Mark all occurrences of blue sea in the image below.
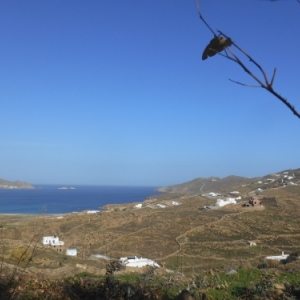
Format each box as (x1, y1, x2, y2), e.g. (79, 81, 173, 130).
(0, 185, 162, 214)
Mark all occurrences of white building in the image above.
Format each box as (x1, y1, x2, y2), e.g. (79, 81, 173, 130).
(208, 192, 218, 197)
(247, 241, 257, 246)
(134, 204, 142, 208)
(215, 198, 236, 207)
(66, 248, 77, 256)
(157, 204, 166, 208)
(119, 256, 160, 268)
(265, 179, 275, 183)
(266, 251, 288, 261)
(42, 235, 64, 246)
(172, 201, 180, 206)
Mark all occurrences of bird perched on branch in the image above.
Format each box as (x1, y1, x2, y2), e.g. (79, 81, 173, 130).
(202, 36, 233, 60)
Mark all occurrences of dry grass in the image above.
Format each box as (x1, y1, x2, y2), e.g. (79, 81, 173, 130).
(0, 185, 299, 278)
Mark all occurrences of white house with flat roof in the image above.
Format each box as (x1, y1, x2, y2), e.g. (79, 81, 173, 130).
(66, 249, 77, 256)
(208, 192, 219, 197)
(119, 256, 160, 268)
(43, 235, 64, 246)
(215, 198, 236, 207)
(266, 251, 289, 261)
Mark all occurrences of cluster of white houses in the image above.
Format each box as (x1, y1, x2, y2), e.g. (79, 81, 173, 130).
(42, 235, 160, 268)
(134, 200, 181, 210)
(43, 239, 290, 268)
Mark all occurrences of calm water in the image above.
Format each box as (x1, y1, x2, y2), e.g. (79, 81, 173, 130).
(0, 185, 161, 214)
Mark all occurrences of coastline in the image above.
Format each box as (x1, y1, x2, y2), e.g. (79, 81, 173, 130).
(0, 185, 161, 215)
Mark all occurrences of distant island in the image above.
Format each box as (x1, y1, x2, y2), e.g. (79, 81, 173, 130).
(0, 179, 34, 189)
(58, 187, 76, 190)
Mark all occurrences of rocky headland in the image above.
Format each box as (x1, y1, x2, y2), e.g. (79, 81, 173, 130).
(0, 178, 34, 189)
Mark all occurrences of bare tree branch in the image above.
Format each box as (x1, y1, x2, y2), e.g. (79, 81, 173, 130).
(197, 1, 300, 119)
(219, 30, 271, 85)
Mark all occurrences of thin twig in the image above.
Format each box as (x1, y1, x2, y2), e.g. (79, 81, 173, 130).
(228, 79, 261, 88)
(226, 48, 265, 87)
(270, 68, 277, 87)
(196, 0, 216, 36)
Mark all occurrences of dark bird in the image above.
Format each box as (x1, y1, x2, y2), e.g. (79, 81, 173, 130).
(202, 36, 233, 60)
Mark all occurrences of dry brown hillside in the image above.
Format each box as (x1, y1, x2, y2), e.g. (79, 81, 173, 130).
(0, 179, 299, 278)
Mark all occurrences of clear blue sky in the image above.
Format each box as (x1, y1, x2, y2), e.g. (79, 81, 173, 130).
(1, 0, 299, 186)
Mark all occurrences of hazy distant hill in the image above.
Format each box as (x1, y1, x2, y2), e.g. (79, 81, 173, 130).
(157, 176, 256, 194)
(157, 168, 300, 194)
(0, 179, 34, 189)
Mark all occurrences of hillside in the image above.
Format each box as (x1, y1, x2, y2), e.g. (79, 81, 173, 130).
(0, 167, 300, 300)
(157, 168, 300, 194)
(0, 168, 299, 278)
(0, 178, 34, 189)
